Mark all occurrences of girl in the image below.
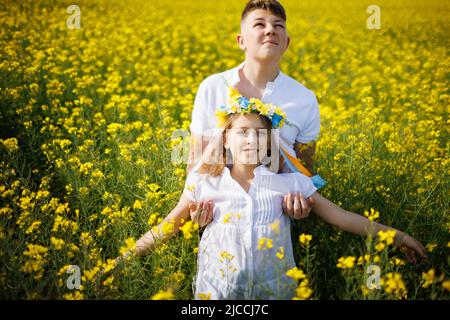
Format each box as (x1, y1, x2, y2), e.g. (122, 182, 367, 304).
(120, 90, 427, 300)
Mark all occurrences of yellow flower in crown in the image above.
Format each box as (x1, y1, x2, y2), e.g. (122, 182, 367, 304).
(215, 86, 289, 128)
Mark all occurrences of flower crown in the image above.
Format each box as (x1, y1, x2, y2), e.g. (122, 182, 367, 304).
(215, 86, 289, 129)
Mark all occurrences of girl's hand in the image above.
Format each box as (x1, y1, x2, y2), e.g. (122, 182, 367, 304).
(396, 233, 428, 264)
(189, 200, 214, 227)
(283, 192, 315, 220)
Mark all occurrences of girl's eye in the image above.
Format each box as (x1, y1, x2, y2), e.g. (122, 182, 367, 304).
(254, 23, 264, 27)
(275, 24, 284, 28)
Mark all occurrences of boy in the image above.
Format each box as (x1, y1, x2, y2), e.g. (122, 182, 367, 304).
(188, 0, 319, 219)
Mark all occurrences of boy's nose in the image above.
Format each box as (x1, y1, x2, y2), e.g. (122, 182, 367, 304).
(265, 25, 276, 35)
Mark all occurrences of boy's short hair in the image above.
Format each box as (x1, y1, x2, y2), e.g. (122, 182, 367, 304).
(241, 0, 287, 22)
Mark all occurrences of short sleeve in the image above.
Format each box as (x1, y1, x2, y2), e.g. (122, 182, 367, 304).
(295, 93, 320, 143)
(292, 173, 317, 198)
(190, 81, 212, 136)
(182, 171, 202, 202)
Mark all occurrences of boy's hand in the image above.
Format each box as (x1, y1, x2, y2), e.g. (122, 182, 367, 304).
(396, 233, 428, 264)
(189, 200, 214, 227)
(283, 192, 315, 220)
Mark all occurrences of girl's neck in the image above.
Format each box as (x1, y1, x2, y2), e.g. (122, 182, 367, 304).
(241, 58, 280, 90)
(230, 163, 260, 181)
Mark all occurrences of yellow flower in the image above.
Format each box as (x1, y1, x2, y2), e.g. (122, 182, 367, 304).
(294, 286, 313, 300)
(421, 269, 435, 288)
(363, 208, 380, 221)
(161, 220, 174, 236)
(286, 267, 306, 281)
(442, 281, 450, 292)
(390, 258, 405, 266)
(377, 230, 396, 246)
(26, 220, 41, 235)
(382, 272, 407, 299)
(257, 237, 273, 250)
(198, 293, 211, 300)
(151, 289, 175, 300)
(276, 246, 284, 260)
(186, 184, 196, 192)
(426, 242, 437, 252)
(357, 254, 371, 265)
(1, 137, 19, 152)
(119, 237, 136, 256)
(102, 275, 115, 288)
(179, 220, 199, 240)
(299, 233, 312, 246)
(63, 291, 84, 300)
(50, 237, 65, 250)
(222, 212, 240, 224)
(336, 256, 356, 269)
(269, 219, 280, 234)
(219, 251, 235, 263)
(133, 199, 143, 210)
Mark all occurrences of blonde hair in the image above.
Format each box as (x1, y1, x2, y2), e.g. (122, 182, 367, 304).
(196, 113, 282, 176)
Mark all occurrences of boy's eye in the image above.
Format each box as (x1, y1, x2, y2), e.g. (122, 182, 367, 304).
(254, 23, 264, 27)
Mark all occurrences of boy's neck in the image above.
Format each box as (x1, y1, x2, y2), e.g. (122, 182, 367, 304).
(241, 58, 280, 91)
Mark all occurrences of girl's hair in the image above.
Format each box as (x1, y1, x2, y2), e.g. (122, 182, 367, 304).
(197, 113, 282, 176)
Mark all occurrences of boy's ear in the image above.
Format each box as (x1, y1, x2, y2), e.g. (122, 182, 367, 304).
(237, 34, 246, 51)
(286, 36, 291, 50)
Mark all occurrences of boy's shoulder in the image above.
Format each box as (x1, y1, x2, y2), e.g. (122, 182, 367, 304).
(280, 73, 317, 102)
(198, 68, 235, 90)
(197, 64, 317, 104)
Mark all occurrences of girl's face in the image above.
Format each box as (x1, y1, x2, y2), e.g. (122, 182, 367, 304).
(224, 113, 270, 165)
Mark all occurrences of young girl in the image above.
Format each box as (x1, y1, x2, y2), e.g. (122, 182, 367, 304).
(119, 89, 427, 300)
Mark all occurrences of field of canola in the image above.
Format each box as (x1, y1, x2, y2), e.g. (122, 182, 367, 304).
(0, 0, 449, 299)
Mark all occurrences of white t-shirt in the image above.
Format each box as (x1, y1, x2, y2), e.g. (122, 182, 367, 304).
(183, 164, 317, 299)
(190, 61, 321, 155)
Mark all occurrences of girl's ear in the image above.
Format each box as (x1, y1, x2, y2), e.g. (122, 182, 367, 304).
(223, 133, 229, 149)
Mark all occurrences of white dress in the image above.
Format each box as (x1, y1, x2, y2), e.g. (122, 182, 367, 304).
(183, 163, 317, 300)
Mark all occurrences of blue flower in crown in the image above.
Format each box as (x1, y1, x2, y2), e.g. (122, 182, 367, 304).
(238, 96, 250, 110)
(271, 113, 283, 128)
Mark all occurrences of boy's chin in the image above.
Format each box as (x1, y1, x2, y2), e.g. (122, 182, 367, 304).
(253, 52, 281, 62)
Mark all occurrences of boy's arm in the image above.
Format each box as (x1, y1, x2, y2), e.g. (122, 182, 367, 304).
(294, 141, 316, 174)
(134, 193, 192, 256)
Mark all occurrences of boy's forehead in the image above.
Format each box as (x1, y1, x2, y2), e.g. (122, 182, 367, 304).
(242, 9, 285, 26)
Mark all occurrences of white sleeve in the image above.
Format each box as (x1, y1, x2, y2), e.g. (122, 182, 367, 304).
(292, 173, 317, 198)
(190, 81, 212, 136)
(295, 93, 320, 144)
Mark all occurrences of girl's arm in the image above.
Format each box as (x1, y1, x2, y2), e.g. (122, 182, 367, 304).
(310, 192, 427, 262)
(134, 193, 192, 256)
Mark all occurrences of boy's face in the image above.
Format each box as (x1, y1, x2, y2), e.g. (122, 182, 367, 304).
(237, 9, 290, 63)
